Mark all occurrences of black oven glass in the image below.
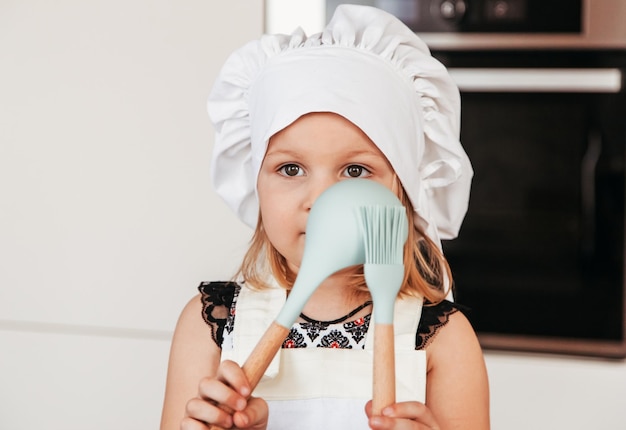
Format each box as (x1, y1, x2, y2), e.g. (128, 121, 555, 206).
(327, 0, 582, 33)
(436, 51, 626, 357)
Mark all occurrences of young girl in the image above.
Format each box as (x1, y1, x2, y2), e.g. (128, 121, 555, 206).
(161, 5, 489, 430)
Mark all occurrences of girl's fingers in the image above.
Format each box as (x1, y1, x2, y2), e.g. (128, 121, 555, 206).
(195, 360, 252, 413)
(183, 397, 233, 429)
(386, 401, 438, 424)
(369, 416, 435, 430)
(366, 400, 441, 430)
(183, 361, 263, 429)
(197, 376, 247, 413)
(232, 396, 269, 430)
(215, 359, 252, 397)
(184, 359, 255, 429)
(179, 416, 210, 430)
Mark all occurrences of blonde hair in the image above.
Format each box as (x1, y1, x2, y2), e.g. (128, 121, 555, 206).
(236, 179, 452, 304)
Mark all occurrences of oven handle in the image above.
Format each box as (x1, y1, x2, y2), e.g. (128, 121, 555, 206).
(448, 68, 622, 93)
(580, 131, 602, 257)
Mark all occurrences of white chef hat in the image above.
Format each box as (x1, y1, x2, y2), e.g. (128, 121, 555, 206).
(207, 4, 473, 248)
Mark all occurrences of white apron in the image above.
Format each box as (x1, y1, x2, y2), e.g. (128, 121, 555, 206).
(221, 286, 427, 430)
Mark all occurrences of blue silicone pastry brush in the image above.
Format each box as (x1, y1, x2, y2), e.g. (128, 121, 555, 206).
(358, 204, 409, 415)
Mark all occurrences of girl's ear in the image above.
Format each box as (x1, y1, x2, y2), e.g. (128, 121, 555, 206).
(391, 173, 400, 197)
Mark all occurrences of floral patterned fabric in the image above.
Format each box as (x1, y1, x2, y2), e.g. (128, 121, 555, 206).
(283, 313, 371, 349)
(198, 281, 460, 351)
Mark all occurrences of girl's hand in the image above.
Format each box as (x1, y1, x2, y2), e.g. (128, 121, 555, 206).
(365, 400, 440, 430)
(181, 360, 269, 430)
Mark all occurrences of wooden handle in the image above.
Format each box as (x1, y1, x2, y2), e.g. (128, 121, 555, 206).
(209, 321, 290, 430)
(241, 321, 290, 388)
(372, 323, 396, 415)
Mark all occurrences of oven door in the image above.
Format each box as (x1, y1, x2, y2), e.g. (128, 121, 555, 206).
(441, 62, 626, 358)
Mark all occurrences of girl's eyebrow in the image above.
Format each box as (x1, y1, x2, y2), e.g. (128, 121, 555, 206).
(344, 148, 382, 157)
(263, 148, 301, 158)
(262, 150, 304, 164)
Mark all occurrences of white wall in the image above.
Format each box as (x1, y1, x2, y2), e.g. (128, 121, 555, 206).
(0, 1, 261, 428)
(2, 1, 626, 429)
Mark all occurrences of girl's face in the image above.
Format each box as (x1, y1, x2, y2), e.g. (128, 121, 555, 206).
(257, 112, 396, 273)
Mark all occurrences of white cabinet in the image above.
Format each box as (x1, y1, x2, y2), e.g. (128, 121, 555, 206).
(0, 329, 170, 429)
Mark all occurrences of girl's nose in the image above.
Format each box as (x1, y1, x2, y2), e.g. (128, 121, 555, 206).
(304, 176, 340, 211)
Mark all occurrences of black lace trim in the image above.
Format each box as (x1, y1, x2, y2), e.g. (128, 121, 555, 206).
(415, 300, 461, 350)
(299, 300, 372, 324)
(198, 281, 239, 349)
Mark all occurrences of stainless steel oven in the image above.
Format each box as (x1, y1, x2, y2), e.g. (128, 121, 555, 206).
(268, 0, 626, 358)
(346, 0, 626, 358)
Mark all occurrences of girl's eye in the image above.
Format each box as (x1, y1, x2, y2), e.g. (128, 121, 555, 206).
(344, 165, 370, 178)
(279, 164, 303, 177)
